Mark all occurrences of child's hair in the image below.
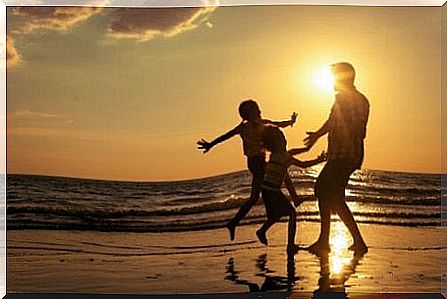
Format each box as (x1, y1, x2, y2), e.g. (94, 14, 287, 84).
(262, 126, 287, 152)
(238, 99, 260, 121)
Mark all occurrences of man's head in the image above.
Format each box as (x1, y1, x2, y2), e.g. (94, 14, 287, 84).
(262, 126, 287, 153)
(331, 62, 356, 91)
(238, 99, 261, 121)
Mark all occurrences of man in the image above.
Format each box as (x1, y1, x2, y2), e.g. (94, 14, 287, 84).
(304, 62, 369, 256)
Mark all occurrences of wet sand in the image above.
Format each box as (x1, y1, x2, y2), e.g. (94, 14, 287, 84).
(7, 222, 446, 296)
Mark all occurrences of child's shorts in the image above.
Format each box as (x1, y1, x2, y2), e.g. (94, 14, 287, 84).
(247, 155, 266, 179)
(261, 188, 295, 220)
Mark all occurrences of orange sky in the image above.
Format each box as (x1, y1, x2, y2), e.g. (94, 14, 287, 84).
(6, 5, 444, 181)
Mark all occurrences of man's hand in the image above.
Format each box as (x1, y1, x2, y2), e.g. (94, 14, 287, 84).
(304, 131, 319, 149)
(317, 151, 328, 163)
(291, 193, 304, 207)
(197, 139, 212, 153)
(290, 112, 298, 127)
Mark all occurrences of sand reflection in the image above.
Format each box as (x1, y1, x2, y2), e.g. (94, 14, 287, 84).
(225, 253, 298, 293)
(313, 222, 366, 298)
(329, 222, 351, 275)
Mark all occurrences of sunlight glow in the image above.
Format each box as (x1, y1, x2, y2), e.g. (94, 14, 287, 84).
(313, 66, 334, 92)
(329, 222, 350, 274)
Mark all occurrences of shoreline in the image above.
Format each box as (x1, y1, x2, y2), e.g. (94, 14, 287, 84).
(7, 223, 446, 294)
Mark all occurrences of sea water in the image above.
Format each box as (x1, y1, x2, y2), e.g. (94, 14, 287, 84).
(6, 168, 445, 232)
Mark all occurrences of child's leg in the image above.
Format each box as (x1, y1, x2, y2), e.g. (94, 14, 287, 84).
(287, 210, 297, 254)
(256, 218, 276, 245)
(227, 173, 263, 240)
(273, 191, 298, 254)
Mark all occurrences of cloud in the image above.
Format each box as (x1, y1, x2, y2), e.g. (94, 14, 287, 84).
(10, 6, 104, 33)
(6, 38, 22, 68)
(8, 0, 44, 4)
(7, 127, 102, 142)
(8, 0, 110, 4)
(107, 5, 217, 41)
(11, 110, 61, 119)
(9, 110, 74, 124)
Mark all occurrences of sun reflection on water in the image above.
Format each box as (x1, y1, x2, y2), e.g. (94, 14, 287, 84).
(329, 222, 351, 275)
(314, 222, 366, 296)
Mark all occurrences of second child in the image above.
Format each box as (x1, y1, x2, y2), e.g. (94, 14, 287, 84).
(256, 126, 326, 254)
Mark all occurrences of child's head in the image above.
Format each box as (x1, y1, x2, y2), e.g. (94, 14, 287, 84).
(262, 126, 287, 153)
(238, 100, 261, 121)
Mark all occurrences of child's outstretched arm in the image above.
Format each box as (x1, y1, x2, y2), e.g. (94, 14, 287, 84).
(290, 151, 327, 168)
(197, 124, 241, 153)
(284, 172, 303, 207)
(288, 147, 309, 156)
(264, 112, 297, 128)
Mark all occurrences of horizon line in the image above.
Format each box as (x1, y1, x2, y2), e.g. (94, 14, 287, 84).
(4, 167, 445, 183)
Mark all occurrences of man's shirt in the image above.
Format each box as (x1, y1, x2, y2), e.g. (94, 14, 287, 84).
(327, 87, 370, 168)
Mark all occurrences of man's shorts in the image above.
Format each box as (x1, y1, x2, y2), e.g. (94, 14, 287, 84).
(315, 160, 357, 201)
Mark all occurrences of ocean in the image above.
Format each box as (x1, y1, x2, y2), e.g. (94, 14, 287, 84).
(6, 167, 445, 232)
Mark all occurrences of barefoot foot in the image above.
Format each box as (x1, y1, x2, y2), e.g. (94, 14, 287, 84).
(227, 223, 236, 241)
(348, 242, 368, 256)
(307, 241, 330, 256)
(256, 230, 268, 245)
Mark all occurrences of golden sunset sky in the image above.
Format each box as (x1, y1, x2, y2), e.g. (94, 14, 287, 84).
(6, 5, 443, 181)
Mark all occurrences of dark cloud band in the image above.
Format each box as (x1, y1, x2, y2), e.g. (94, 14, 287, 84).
(107, 6, 217, 41)
(10, 6, 104, 33)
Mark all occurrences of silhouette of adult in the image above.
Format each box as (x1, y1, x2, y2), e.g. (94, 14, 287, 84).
(304, 62, 369, 256)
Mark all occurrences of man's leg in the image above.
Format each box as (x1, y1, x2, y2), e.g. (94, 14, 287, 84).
(331, 165, 367, 255)
(308, 164, 332, 254)
(227, 174, 263, 240)
(332, 200, 367, 250)
(308, 196, 331, 254)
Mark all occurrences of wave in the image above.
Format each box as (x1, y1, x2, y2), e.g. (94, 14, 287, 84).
(6, 194, 441, 221)
(6, 172, 443, 232)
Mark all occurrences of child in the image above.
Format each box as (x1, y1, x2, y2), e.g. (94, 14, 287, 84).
(197, 99, 298, 241)
(256, 125, 326, 254)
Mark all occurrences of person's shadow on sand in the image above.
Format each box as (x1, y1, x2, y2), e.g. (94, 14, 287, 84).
(225, 253, 299, 293)
(312, 252, 365, 299)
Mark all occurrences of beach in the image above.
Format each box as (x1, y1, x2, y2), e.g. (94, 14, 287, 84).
(7, 222, 446, 295)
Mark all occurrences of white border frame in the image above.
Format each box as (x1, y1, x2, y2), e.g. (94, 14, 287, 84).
(0, 0, 446, 6)
(1, 1, 445, 298)
(1, 0, 6, 297)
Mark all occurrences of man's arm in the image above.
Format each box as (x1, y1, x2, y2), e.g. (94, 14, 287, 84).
(197, 124, 241, 153)
(304, 98, 338, 149)
(264, 112, 297, 128)
(303, 119, 330, 149)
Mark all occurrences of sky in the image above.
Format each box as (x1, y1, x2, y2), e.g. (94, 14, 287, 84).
(6, 4, 444, 181)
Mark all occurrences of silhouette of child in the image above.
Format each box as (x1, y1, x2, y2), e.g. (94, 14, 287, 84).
(197, 99, 297, 241)
(256, 126, 326, 254)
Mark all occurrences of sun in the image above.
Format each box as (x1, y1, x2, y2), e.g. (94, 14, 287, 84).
(313, 66, 334, 92)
